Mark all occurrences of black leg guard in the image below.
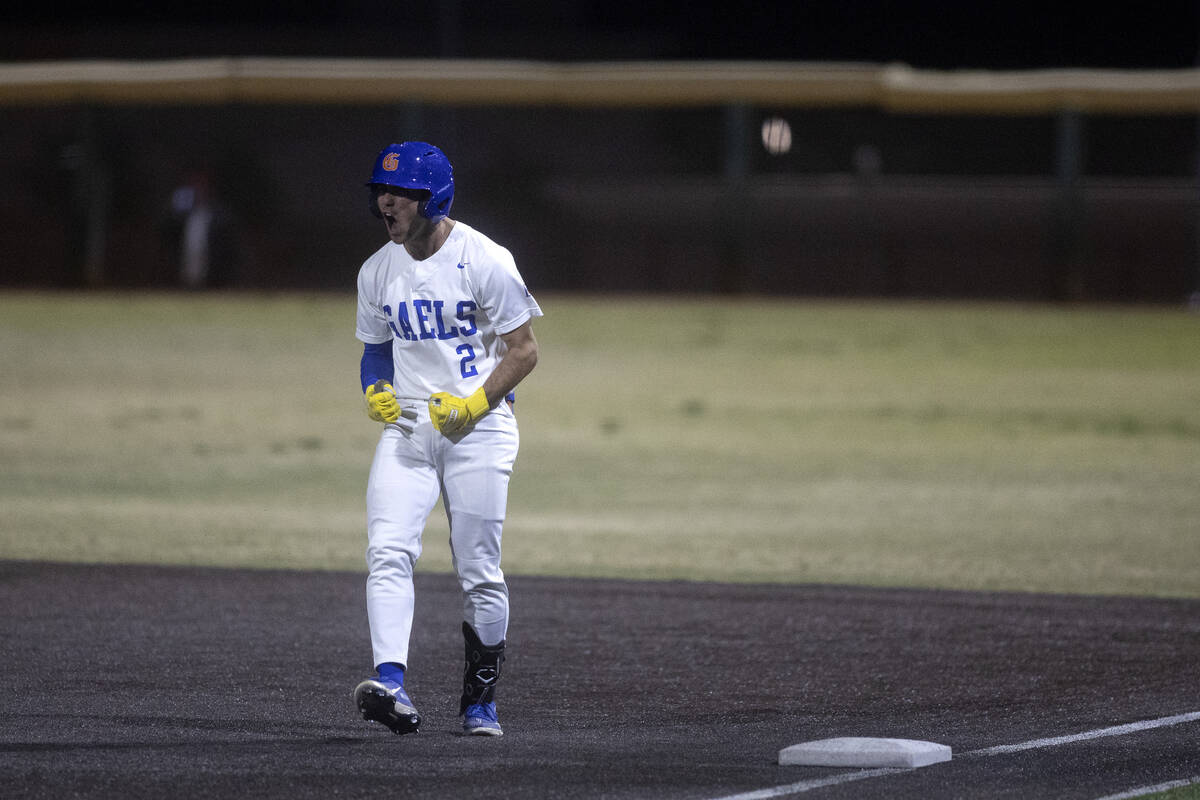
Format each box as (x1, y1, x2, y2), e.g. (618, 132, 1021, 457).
(460, 622, 505, 715)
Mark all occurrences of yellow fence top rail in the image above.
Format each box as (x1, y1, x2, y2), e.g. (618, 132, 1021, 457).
(1, 58, 1198, 113)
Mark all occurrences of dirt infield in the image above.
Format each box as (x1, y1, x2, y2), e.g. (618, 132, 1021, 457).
(1, 560, 1197, 799)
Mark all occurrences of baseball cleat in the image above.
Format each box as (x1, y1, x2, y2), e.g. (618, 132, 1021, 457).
(462, 702, 503, 736)
(354, 678, 421, 735)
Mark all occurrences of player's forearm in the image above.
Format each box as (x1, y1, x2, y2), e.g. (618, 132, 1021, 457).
(360, 341, 394, 392)
(482, 327, 538, 407)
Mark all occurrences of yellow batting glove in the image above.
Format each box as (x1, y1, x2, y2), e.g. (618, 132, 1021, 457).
(429, 386, 490, 434)
(364, 380, 401, 423)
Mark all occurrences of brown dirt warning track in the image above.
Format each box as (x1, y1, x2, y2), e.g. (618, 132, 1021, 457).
(1, 560, 1198, 799)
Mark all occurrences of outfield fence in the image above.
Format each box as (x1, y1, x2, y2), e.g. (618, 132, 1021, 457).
(1, 59, 1197, 301)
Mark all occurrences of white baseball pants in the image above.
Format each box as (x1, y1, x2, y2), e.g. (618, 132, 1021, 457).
(364, 405, 519, 669)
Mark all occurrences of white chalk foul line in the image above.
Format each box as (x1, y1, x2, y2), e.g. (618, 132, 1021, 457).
(1093, 776, 1200, 800)
(706, 710, 1200, 800)
(707, 768, 903, 800)
(960, 710, 1200, 758)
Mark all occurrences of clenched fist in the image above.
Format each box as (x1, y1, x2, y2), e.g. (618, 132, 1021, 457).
(365, 380, 402, 423)
(429, 387, 490, 434)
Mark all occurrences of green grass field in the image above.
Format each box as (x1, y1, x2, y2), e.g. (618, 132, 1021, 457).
(1, 291, 1197, 598)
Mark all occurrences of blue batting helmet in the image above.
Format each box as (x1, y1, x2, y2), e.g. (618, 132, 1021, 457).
(366, 141, 454, 223)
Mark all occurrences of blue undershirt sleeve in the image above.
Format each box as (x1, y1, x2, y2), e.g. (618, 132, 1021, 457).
(360, 341, 394, 392)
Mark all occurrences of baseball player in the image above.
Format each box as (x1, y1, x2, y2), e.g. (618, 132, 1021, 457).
(351, 141, 541, 737)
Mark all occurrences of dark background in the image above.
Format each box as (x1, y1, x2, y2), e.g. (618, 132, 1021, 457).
(2, 2, 1199, 301)
(4, 2, 1197, 67)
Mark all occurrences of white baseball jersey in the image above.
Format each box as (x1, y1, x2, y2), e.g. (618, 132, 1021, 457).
(355, 221, 542, 401)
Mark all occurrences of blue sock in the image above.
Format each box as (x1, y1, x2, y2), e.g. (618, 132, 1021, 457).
(377, 662, 406, 685)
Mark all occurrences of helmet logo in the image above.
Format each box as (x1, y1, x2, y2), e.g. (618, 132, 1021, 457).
(381, 152, 400, 171)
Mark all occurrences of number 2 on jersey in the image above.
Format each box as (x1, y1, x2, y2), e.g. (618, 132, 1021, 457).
(456, 344, 479, 378)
